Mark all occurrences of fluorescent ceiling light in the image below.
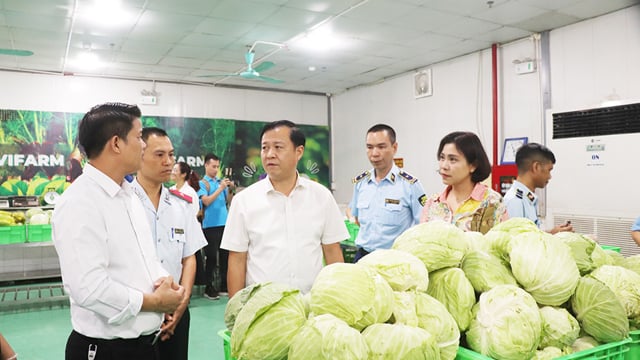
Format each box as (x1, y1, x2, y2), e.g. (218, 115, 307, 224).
(71, 52, 103, 71)
(295, 26, 343, 52)
(83, 0, 134, 27)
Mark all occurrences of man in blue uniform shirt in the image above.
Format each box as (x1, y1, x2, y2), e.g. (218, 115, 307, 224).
(132, 127, 207, 360)
(349, 124, 426, 262)
(503, 142, 573, 234)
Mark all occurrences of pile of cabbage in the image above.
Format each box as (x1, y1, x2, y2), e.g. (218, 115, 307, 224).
(224, 219, 640, 360)
(224, 247, 459, 360)
(393, 219, 637, 360)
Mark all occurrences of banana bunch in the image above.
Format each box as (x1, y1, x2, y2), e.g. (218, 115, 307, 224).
(0, 210, 26, 226)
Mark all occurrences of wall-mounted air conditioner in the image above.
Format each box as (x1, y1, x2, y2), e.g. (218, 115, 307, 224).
(545, 102, 640, 255)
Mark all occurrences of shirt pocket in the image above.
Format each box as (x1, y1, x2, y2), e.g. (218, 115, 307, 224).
(381, 202, 404, 225)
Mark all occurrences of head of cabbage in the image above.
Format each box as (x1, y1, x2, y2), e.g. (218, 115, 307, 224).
(509, 231, 580, 306)
(466, 285, 543, 360)
(310, 263, 393, 331)
(461, 250, 517, 293)
(288, 314, 369, 360)
(363, 323, 441, 360)
(392, 220, 469, 272)
(358, 249, 429, 292)
(427, 267, 476, 332)
(589, 265, 640, 319)
(231, 282, 307, 360)
(538, 306, 580, 349)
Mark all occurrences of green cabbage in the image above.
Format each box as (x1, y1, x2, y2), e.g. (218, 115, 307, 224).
(621, 254, 640, 275)
(483, 217, 542, 261)
(392, 220, 469, 272)
(390, 291, 418, 327)
(224, 282, 263, 331)
(231, 283, 307, 360)
(461, 250, 517, 293)
(603, 250, 625, 265)
(509, 232, 580, 306)
(288, 314, 369, 360)
(465, 231, 490, 252)
(414, 292, 460, 360)
(362, 323, 441, 360)
(531, 347, 565, 360)
(571, 336, 599, 353)
(590, 265, 640, 319)
(427, 267, 475, 331)
(358, 249, 429, 291)
(538, 306, 580, 349)
(554, 232, 602, 275)
(310, 263, 393, 331)
(466, 285, 543, 360)
(570, 277, 629, 343)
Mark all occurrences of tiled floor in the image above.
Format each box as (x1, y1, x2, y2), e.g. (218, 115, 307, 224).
(0, 283, 229, 360)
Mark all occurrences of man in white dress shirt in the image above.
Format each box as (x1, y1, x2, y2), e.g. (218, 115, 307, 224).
(131, 127, 207, 360)
(52, 103, 185, 360)
(221, 120, 348, 297)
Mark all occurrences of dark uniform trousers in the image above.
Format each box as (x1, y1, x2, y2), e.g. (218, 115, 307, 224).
(65, 330, 158, 360)
(158, 307, 191, 360)
(203, 225, 228, 292)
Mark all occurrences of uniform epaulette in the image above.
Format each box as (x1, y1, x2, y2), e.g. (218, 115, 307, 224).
(169, 189, 193, 203)
(515, 189, 523, 199)
(352, 170, 370, 184)
(398, 170, 418, 184)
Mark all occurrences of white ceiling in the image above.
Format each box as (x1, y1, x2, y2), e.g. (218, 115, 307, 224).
(0, 0, 636, 94)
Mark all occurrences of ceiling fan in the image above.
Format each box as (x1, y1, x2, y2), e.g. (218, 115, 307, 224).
(200, 41, 285, 84)
(0, 49, 33, 56)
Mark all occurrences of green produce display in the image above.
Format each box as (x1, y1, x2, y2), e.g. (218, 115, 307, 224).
(288, 314, 368, 360)
(363, 323, 440, 360)
(357, 249, 429, 292)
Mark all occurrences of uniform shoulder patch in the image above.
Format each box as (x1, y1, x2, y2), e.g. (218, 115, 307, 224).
(418, 194, 427, 207)
(515, 188, 523, 199)
(169, 189, 193, 203)
(352, 170, 370, 184)
(398, 170, 418, 184)
(527, 192, 535, 201)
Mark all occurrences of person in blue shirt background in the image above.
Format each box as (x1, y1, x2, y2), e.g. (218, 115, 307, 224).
(349, 124, 426, 262)
(503, 142, 572, 234)
(197, 153, 235, 300)
(631, 217, 640, 246)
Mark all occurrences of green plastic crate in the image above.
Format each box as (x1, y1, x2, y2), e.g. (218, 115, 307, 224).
(601, 244, 621, 253)
(27, 224, 52, 242)
(340, 243, 358, 263)
(626, 330, 640, 360)
(456, 338, 631, 360)
(218, 329, 235, 360)
(343, 220, 359, 245)
(0, 225, 26, 244)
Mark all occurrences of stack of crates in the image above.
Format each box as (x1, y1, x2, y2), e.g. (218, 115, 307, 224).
(456, 339, 631, 360)
(0, 225, 26, 244)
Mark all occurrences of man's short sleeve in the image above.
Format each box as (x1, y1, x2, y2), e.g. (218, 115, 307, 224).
(631, 216, 640, 231)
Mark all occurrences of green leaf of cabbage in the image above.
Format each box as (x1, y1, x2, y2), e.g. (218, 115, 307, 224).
(461, 250, 517, 293)
(538, 306, 580, 349)
(392, 220, 469, 272)
(390, 291, 419, 327)
(589, 265, 640, 319)
(310, 263, 393, 331)
(358, 249, 429, 292)
(363, 323, 441, 360)
(570, 276, 629, 343)
(288, 314, 369, 360)
(231, 283, 307, 360)
(466, 285, 543, 360)
(427, 267, 475, 331)
(224, 282, 264, 331)
(509, 232, 580, 306)
(554, 232, 601, 275)
(571, 336, 599, 353)
(621, 254, 640, 276)
(531, 346, 565, 360)
(483, 217, 542, 262)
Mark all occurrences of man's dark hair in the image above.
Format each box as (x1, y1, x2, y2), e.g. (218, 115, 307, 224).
(260, 120, 306, 148)
(515, 143, 556, 174)
(437, 131, 492, 183)
(141, 127, 168, 142)
(78, 102, 142, 159)
(204, 153, 220, 163)
(367, 124, 396, 144)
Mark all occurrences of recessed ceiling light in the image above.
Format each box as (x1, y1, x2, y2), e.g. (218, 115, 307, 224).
(308, 66, 316, 71)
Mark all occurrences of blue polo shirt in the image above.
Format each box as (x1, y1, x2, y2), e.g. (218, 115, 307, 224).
(349, 165, 426, 252)
(503, 180, 539, 227)
(197, 176, 229, 228)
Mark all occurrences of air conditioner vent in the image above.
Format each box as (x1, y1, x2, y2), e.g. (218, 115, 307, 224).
(552, 102, 640, 139)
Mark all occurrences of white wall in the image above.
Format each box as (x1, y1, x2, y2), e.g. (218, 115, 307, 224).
(0, 72, 328, 125)
(332, 5, 640, 213)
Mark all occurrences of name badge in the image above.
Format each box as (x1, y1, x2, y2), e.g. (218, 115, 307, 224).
(385, 198, 400, 205)
(173, 228, 185, 235)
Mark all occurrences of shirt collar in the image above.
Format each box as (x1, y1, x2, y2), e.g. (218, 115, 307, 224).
(438, 182, 488, 202)
(369, 164, 399, 184)
(512, 180, 537, 202)
(263, 172, 306, 194)
(83, 163, 125, 198)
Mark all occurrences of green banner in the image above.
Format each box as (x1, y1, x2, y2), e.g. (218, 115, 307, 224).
(0, 109, 330, 199)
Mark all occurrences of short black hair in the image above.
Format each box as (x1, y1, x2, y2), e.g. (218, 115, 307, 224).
(438, 131, 492, 183)
(367, 124, 396, 144)
(260, 120, 306, 148)
(141, 127, 168, 142)
(204, 153, 220, 164)
(516, 143, 556, 174)
(78, 102, 142, 159)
